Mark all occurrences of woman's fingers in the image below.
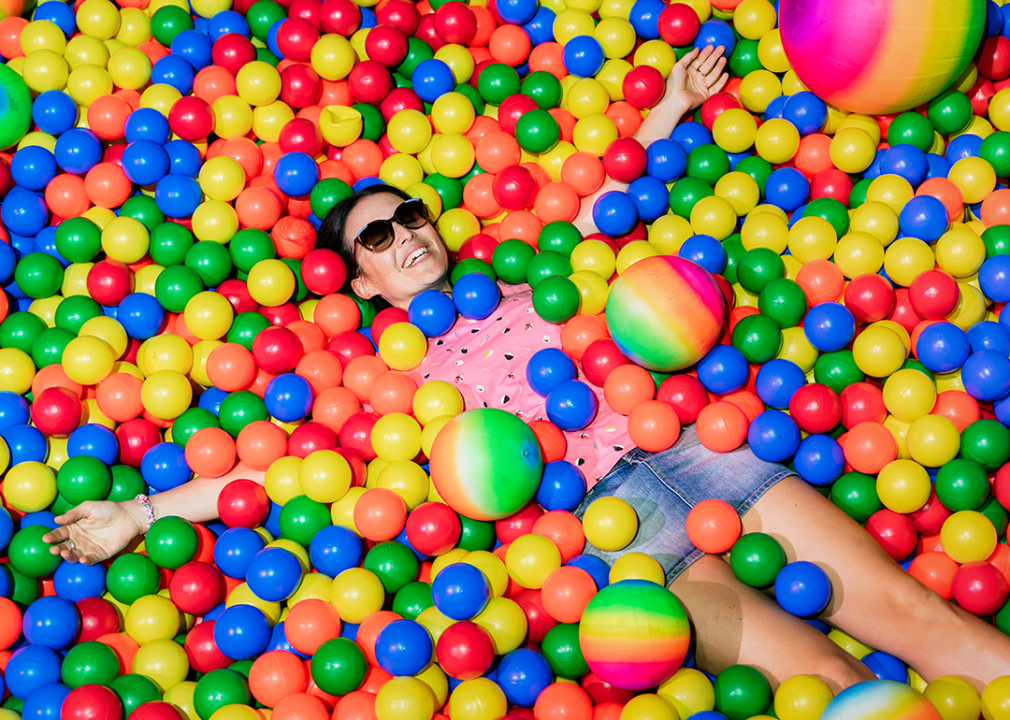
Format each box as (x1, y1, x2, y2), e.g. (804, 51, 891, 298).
(710, 73, 729, 94)
(53, 504, 90, 527)
(698, 46, 725, 74)
(677, 47, 701, 68)
(706, 58, 728, 86)
(42, 525, 70, 546)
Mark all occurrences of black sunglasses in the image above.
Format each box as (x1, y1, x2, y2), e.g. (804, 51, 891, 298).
(352, 198, 430, 253)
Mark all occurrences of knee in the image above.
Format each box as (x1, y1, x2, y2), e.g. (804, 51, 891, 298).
(811, 651, 876, 693)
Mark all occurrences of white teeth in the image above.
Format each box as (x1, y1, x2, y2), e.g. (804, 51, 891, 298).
(404, 248, 429, 268)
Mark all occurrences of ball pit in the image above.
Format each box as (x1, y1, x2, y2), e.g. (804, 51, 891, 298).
(0, 0, 1005, 717)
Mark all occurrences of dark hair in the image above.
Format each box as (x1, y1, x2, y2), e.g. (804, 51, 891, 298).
(317, 184, 413, 291)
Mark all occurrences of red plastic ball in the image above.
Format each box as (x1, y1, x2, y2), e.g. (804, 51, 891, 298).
(910, 489, 952, 536)
(279, 118, 324, 157)
(364, 24, 408, 67)
(951, 561, 1009, 616)
(498, 94, 539, 135)
(908, 269, 960, 320)
(405, 502, 462, 556)
(788, 383, 842, 435)
(493, 165, 539, 211)
(699, 92, 743, 131)
(887, 287, 925, 335)
(31, 386, 82, 436)
(657, 4, 700, 46)
(844, 274, 896, 324)
(433, 1, 477, 45)
(380, 87, 425, 122)
(320, 0, 361, 35)
(289, 0, 322, 27)
(277, 18, 320, 62)
(457, 234, 498, 262)
(375, 0, 420, 35)
(76, 597, 120, 642)
(280, 64, 322, 108)
(168, 97, 214, 142)
(252, 326, 305, 374)
(61, 685, 122, 720)
(513, 589, 557, 644)
(131, 704, 183, 720)
(287, 421, 338, 457)
(87, 260, 133, 306)
(218, 279, 259, 315)
(655, 374, 707, 425)
(864, 509, 918, 561)
(370, 307, 409, 344)
(327, 331, 375, 367)
(435, 621, 495, 680)
(168, 561, 225, 616)
(581, 339, 630, 387)
(601, 138, 647, 183)
(810, 168, 853, 204)
(300, 248, 347, 295)
(839, 382, 887, 429)
(496, 503, 544, 544)
(184, 620, 233, 674)
(977, 35, 1010, 81)
(348, 60, 393, 104)
(115, 418, 162, 467)
(622, 65, 665, 110)
(218, 478, 271, 528)
(339, 411, 380, 461)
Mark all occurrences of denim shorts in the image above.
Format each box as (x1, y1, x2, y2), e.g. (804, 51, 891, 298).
(573, 425, 794, 585)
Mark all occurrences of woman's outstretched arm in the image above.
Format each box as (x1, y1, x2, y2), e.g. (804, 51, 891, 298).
(42, 463, 267, 565)
(573, 45, 729, 236)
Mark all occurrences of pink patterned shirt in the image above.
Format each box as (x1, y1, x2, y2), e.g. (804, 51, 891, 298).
(410, 283, 632, 488)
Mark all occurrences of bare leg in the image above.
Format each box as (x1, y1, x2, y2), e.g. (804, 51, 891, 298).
(670, 555, 876, 692)
(743, 476, 1010, 690)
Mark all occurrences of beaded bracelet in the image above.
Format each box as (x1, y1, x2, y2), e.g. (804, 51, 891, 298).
(135, 494, 156, 532)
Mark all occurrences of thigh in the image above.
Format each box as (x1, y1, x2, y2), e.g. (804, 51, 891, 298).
(670, 555, 875, 692)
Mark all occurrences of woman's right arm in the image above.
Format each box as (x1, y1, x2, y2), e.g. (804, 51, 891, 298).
(42, 463, 267, 565)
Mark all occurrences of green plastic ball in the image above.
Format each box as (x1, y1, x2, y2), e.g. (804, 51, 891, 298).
(55, 296, 102, 335)
(687, 145, 730, 186)
(526, 251, 572, 289)
(392, 581, 434, 620)
(492, 239, 536, 285)
(247, 0, 286, 40)
(757, 278, 807, 328)
(186, 241, 233, 288)
(106, 552, 161, 604)
(521, 71, 562, 110)
(541, 623, 588, 679)
(281, 258, 309, 303)
(194, 669, 251, 720)
(32, 327, 75, 369)
(714, 665, 772, 720)
(729, 532, 786, 589)
(396, 37, 434, 78)
(149, 5, 193, 46)
(983, 226, 1010, 258)
(802, 197, 849, 238)
(734, 156, 773, 195)
(453, 83, 485, 116)
(814, 350, 865, 394)
(532, 276, 581, 323)
(310, 638, 367, 696)
(478, 63, 521, 105)
(731, 315, 783, 364)
(62, 641, 120, 688)
(668, 177, 714, 218)
(310, 179, 354, 221)
(55, 218, 102, 264)
(363, 541, 419, 594)
(145, 516, 198, 569)
(926, 89, 973, 135)
(450, 259, 495, 285)
(119, 196, 166, 233)
(737, 248, 785, 294)
(57, 456, 112, 506)
(279, 495, 331, 547)
(721, 235, 745, 285)
(111, 674, 162, 717)
(0, 311, 46, 353)
(886, 112, 935, 152)
(228, 229, 274, 274)
(538, 222, 583, 257)
(219, 391, 268, 437)
(171, 408, 222, 448)
(960, 419, 1010, 472)
(829, 471, 883, 523)
(227, 313, 272, 351)
(9, 564, 37, 605)
(108, 465, 146, 502)
(354, 102, 386, 142)
(16, 253, 64, 299)
(981, 497, 1009, 539)
(981, 132, 1010, 177)
(934, 458, 989, 512)
(9, 526, 61, 579)
(848, 177, 873, 209)
(728, 39, 762, 77)
(515, 109, 560, 154)
(149, 222, 195, 268)
(424, 173, 464, 211)
(456, 515, 496, 551)
(155, 266, 204, 313)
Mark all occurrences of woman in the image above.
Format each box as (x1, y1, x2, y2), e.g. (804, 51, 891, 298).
(45, 47, 1010, 691)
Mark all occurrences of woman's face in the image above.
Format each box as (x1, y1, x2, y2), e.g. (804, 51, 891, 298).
(346, 193, 450, 309)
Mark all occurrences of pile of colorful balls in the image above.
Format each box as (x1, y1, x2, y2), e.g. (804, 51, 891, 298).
(0, 0, 1009, 716)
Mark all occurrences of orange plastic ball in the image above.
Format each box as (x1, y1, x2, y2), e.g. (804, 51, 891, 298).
(353, 488, 408, 542)
(628, 400, 682, 453)
(296, 350, 345, 396)
(369, 371, 417, 416)
(534, 182, 581, 224)
(540, 567, 596, 624)
(475, 131, 521, 174)
(843, 421, 898, 474)
(87, 95, 132, 141)
(695, 401, 749, 453)
(795, 258, 846, 305)
(561, 151, 605, 197)
(489, 24, 531, 66)
(185, 426, 237, 478)
(236, 420, 289, 471)
(313, 294, 361, 337)
(95, 373, 143, 423)
(45, 174, 89, 218)
(284, 599, 342, 655)
(249, 650, 309, 708)
(85, 162, 132, 209)
(685, 498, 742, 554)
(207, 343, 257, 392)
(603, 364, 655, 416)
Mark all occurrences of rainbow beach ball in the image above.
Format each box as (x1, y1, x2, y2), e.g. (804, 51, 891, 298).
(606, 256, 725, 373)
(822, 680, 943, 720)
(578, 579, 691, 691)
(780, 0, 986, 114)
(430, 408, 543, 521)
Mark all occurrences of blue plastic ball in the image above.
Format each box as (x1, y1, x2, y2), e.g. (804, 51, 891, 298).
(214, 527, 267, 579)
(2, 190, 48, 236)
(679, 234, 727, 274)
(23, 596, 80, 649)
(781, 92, 827, 136)
(412, 59, 456, 103)
(536, 460, 586, 512)
(11, 147, 57, 192)
(564, 554, 610, 589)
(1, 424, 47, 464)
(628, 0, 664, 39)
(452, 272, 500, 320)
(627, 175, 671, 222)
(526, 348, 577, 397)
(980, 255, 1010, 302)
(562, 35, 605, 77)
(155, 173, 203, 218)
(5, 645, 62, 700)
(170, 29, 214, 70)
(862, 651, 909, 683)
(764, 94, 787, 120)
(914, 322, 970, 373)
(141, 442, 192, 492)
(672, 122, 712, 152)
(747, 410, 800, 463)
(925, 152, 952, 180)
(273, 152, 320, 197)
(32, 91, 77, 136)
(646, 138, 688, 182)
(409, 289, 457, 337)
(33, 1, 76, 35)
(962, 350, 1010, 401)
(150, 55, 196, 95)
(774, 561, 831, 617)
(213, 604, 272, 660)
(66, 423, 118, 466)
(945, 133, 983, 164)
(968, 320, 1010, 354)
(545, 379, 599, 431)
(696, 345, 748, 394)
(880, 144, 928, 186)
(121, 140, 171, 187)
(898, 195, 948, 242)
(694, 19, 735, 54)
(53, 128, 102, 175)
(208, 10, 251, 40)
(792, 434, 845, 486)
(375, 619, 434, 677)
(432, 563, 490, 621)
(754, 359, 806, 409)
(592, 191, 638, 237)
(310, 525, 364, 578)
(264, 374, 314, 422)
(803, 303, 855, 352)
(245, 547, 303, 602)
(522, 7, 555, 46)
(497, 649, 553, 707)
(764, 167, 809, 212)
(118, 292, 167, 340)
(53, 560, 106, 602)
(165, 139, 203, 177)
(199, 386, 228, 415)
(497, 0, 537, 24)
(22, 684, 71, 720)
(0, 392, 30, 430)
(125, 108, 171, 145)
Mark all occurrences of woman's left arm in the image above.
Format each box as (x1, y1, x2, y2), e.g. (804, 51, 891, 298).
(573, 45, 730, 236)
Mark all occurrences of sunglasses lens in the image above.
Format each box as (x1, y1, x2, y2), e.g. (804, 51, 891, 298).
(397, 200, 428, 228)
(357, 222, 393, 251)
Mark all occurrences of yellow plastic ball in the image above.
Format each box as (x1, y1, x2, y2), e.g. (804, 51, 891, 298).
(107, 47, 151, 90)
(299, 450, 352, 504)
(132, 639, 189, 692)
(935, 226, 985, 278)
(184, 291, 235, 341)
(982, 677, 1010, 720)
(882, 368, 937, 423)
(851, 325, 906, 378)
(66, 63, 113, 106)
(251, 100, 294, 143)
(265, 456, 303, 506)
(471, 597, 526, 654)
(833, 231, 885, 278)
(330, 568, 385, 623)
(671, 0, 710, 22)
(141, 369, 193, 420)
(690, 195, 737, 240)
(140, 84, 182, 117)
(77, 0, 121, 40)
(615, 241, 659, 274)
(850, 201, 899, 247)
(734, 0, 777, 40)
(435, 43, 475, 83)
(505, 533, 562, 590)
(830, 127, 877, 173)
(413, 381, 464, 426)
(21, 49, 69, 93)
(432, 92, 476, 135)
(198, 156, 246, 202)
(609, 552, 665, 585)
(925, 676, 982, 720)
(125, 594, 181, 645)
(62, 335, 116, 385)
(787, 216, 837, 263)
(387, 109, 432, 155)
(570, 239, 617, 279)
(371, 413, 422, 463)
(738, 69, 782, 113)
(318, 105, 362, 148)
(247, 259, 296, 307)
(567, 78, 611, 119)
(236, 61, 282, 106)
(3, 462, 57, 512)
(741, 212, 789, 253)
(884, 237, 935, 287)
(942, 510, 998, 565)
(139, 333, 193, 375)
(102, 216, 149, 264)
(309, 33, 355, 81)
(379, 154, 424, 190)
(949, 156, 997, 205)
(211, 96, 254, 139)
(583, 496, 637, 551)
(375, 322, 426, 372)
(875, 458, 930, 514)
(192, 200, 239, 244)
(436, 208, 480, 252)
(621, 695, 678, 720)
(22, 19, 67, 55)
(713, 108, 757, 154)
(116, 8, 152, 47)
(658, 669, 716, 719)
(593, 17, 635, 59)
(79, 316, 128, 359)
(64, 35, 109, 70)
(633, 40, 675, 77)
(597, 58, 631, 102)
(553, 10, 596, 45)
(431, 133, 474, 178)
(376, 677, 435, 720)
(570, 269, 609, 315)
(866, 174, 914, 214)
(757, 29, 789, 73)
(714, 171, 759, 216)
(573, 113, 619, 157)
(754, 118, 799, 164)
(906, 414, 962, 468)
(773, 675, 833, 720)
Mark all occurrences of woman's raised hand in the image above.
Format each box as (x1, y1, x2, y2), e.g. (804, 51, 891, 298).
(42, 500, 147, 565)
(666, 45, 730, 113)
